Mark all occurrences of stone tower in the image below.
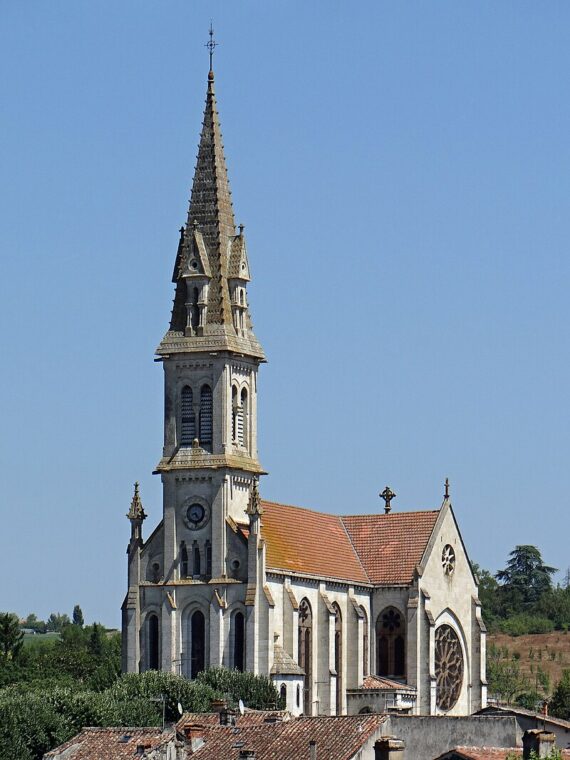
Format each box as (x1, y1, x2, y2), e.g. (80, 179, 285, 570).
(122, 63, 265, 675)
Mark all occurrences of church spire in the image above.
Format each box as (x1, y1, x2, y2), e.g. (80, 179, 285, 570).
(169, 59, 236, 332)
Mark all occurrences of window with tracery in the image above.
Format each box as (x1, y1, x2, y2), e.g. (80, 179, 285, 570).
(376, 607, 406, 678)
(435, 624, 463, 711)
(298, 598, 312, 715)
(180, 386, 196, 446)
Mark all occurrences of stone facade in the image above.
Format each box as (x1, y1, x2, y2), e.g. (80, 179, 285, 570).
(121, 65, 486, 718)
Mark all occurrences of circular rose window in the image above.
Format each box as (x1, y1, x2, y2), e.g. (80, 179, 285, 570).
(435, 624, 463, 711)
(442, 545, 456, 575)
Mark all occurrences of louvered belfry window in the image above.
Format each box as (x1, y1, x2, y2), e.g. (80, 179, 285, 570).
(240, 388, 248, 449)
(180, 386, 196, 446)
(199, 385, 213, 448)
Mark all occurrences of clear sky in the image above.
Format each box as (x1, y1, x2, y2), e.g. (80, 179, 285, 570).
(1, 1, 569, 627)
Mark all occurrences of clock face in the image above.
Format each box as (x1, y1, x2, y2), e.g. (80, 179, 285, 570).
(184, 501, 209, 529)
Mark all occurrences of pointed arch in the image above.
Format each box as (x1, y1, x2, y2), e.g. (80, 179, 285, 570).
(240, 388, 248, 449)
(199, 384, 213, 449)
(230, 610, 245, 672)
(147, 613, 160, 671)
(180, 542, 188, 578)
(180, 386, 196, 446)
(333, 603, 342, 714)
(376, 606, 406, 679)
(298, 598, 312, 715)
(190, 610, 206, 678)
(193, 544, 201, 577)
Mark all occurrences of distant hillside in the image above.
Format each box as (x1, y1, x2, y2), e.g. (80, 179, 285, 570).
(488, 631, 570, 695)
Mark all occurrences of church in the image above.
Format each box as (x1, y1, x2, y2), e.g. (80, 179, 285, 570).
(121, 56, 487, 719)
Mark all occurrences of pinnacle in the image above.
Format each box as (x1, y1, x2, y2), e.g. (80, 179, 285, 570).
(127, 481, 146, 521)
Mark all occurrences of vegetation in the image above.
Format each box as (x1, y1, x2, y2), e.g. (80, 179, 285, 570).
(0, 608, 282, 760)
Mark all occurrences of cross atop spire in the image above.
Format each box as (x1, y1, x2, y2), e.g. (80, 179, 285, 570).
(206, 23, 218, 73)
(444, 477, 450, 500)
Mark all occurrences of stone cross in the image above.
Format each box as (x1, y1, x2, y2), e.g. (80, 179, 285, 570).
(380, 486, 396, 514)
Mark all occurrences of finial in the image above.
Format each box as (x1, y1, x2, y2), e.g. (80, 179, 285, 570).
(127, 481, 146, 521)
(380, 486, 396, 515)
(192, 219, 199, 230)
(444, 477, 450, 500)
(206, 22, 218, 74)
(246, 477, 263, 517)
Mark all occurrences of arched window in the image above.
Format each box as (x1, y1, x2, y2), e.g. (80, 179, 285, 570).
(298, 598, 312, 715)
(280, 684, 287, 703)
(360, 606, 369, 676)
(199, 384, 213, 449)
(333, 603, 342, 715)
(240, 388, 248, 449)
(205, 541, 212, 577)
(180, 542, 188, 578)
(191, 286, 200, 330)
(193, 545, 201, 577)
(147, 613, 159, 671)
(231, 385, 238, 442)
(376, 607, 406, 679)
(296, 684, 301, 708)
(180, 386, 196, 446)
(231, 611, 245, 672)
(190, 610, 205, 678)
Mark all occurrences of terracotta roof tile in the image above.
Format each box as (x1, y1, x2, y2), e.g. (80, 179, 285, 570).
(341, 510, 439, 584)
(436, 749, 570, 760)
(43, 727, 169, 759)
(361, 675, 413, 690)
(185, 714, 386, 760)
(261, 501, 369, 584)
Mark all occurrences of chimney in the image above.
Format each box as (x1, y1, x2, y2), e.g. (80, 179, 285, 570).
(210, 698, 227, 713)
(374, 737, 406, 760)
(182, 724, 205, 752)
(239, 752, 255, 759)
(219, 707, 237, 726)
(522, 730, 556, 759)
(309, 739, 317, 760)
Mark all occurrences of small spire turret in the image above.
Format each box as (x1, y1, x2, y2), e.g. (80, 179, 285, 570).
(127, 481, 147, 522)
(246, 478, 263, 517)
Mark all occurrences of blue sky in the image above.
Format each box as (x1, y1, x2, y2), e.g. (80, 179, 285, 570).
(1, 2, 569, 627)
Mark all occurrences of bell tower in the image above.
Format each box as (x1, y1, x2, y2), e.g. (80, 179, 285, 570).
(155, 61, 265, 587)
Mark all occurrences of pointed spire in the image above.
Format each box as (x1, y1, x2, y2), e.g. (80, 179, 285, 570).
(127, 482, 147, 522)
(169, 60, 235, 331)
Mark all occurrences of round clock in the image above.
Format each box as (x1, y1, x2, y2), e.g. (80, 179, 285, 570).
(183, 500, 209, 530)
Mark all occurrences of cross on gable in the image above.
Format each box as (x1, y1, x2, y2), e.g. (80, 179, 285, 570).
(380, 486, 396, 514)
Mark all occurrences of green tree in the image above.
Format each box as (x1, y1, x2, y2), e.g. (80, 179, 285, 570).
(72, 605, 84, 627)
(196, 667, 284, 710)
(0, 613, 24, 660)
(550, 670, 570, 720)
(46, 612, 71, 632)
(496, 546, 557, 612)
(472, 562, 501, 629)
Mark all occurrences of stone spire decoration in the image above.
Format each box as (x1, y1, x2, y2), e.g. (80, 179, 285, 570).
(127, 482, 146, 545)
(246, 477, 263, 517)
(158, 59, 264, 361)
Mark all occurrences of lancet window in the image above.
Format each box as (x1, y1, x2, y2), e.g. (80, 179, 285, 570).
(376, 607, 406, 678)
(189, 610, 205, 678)
(231, 611, 245, 672)
(298, 598, 312, 715)
(180, 542, 188, 578)
(199, 384, 213, 449)
(333, 603, 342, 715)
(240, 388, 248, 448)
(180, 386, 196, 446)
(147, 613, 159, 671)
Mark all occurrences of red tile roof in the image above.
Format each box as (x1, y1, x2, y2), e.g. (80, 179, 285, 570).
(185, 714, 386, 760)
(43, 727, 169, 759)
(261, 501, 369, 583)
(176, 710, 290, 730)
(260, 501, 439, 585)
(342, 510, 439, 584)
(361, 675, 412, 691)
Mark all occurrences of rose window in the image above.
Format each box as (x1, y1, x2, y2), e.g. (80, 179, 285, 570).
(442, 545, 456, 576)
(435, 624, 463, 711)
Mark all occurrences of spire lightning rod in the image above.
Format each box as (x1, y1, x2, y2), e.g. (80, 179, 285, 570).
(206, 22, 218, 71)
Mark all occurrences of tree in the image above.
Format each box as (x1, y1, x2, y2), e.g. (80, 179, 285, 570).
(0, 613, 24, 660)
(496, 546, 557, 612)
(46, 613, 71, 633)
(472, 562, 501, 628)
(72, 605, 84, 627)
(550, 670, 570, 720)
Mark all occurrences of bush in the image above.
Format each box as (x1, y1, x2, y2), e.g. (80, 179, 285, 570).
(499, 615, 554, 636)
(196, 667, 283, 710)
